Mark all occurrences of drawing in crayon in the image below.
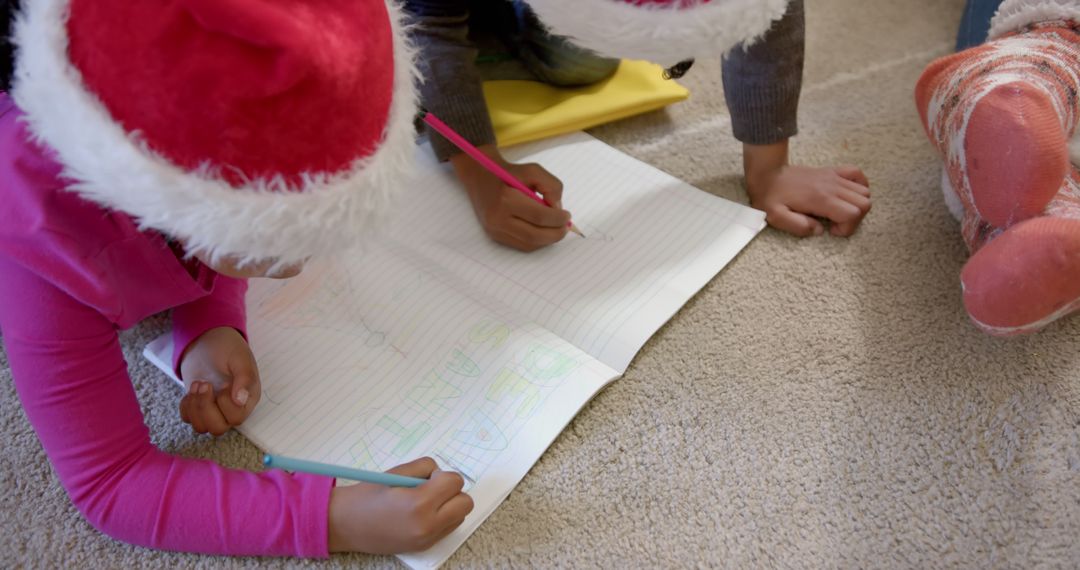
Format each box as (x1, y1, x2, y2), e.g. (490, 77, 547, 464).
(487, 368, 541, 419)
(375, 416, 432, 457)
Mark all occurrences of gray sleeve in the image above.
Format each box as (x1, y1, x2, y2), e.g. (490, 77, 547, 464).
(721, 0, 805, 145)
(404, 1, 497, 161)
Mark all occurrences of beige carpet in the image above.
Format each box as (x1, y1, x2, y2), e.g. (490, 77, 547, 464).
(3, 0, 1080, 567)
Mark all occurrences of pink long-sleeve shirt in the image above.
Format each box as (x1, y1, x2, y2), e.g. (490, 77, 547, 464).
(0, 94, 334, 556)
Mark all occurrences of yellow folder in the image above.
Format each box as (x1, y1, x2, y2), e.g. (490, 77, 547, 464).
(483, 60, 690, 148)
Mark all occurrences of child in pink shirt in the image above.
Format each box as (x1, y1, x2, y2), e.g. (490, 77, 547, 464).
(0, 0, 471, 557)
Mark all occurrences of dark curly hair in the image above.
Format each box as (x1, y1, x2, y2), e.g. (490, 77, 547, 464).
(1, 1, 17, 93)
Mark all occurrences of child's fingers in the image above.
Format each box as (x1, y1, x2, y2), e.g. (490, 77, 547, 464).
(830, 213, 869, 237)
(435, 490, 474, 522)
(180, 383, 206, 431)
(227, 353, 261, 409)
(841, 178, 871, 198)
(829, 188, 872, 237)
(503, 189, 572, 228)
(492, 218, 568, 252)
(425, 496, 473, 547)
(386, 457, 439, 479)
(767, 205, 824, 237)
(423, 470, 466, 503)
(215, 389, 248, 426)
(203, 350, 261, 427)
(809, 196, 863, 225)
(831, 221, 857, 237)
(179, 390, 195, 425)
(834, 165, 870, 188)
(830, 212, 868, 237)
(838, 185, 872, 213)
(179, 381, 208, 427)
(505, 216, 568, 243)
(515, 163, 564, 204)
(190, 382, 231, 436)
(184, 365, 229, 392)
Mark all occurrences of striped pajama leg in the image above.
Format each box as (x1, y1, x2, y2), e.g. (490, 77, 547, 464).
(916, 21, 1080, 247)
(917, 21, 1080, 335)
(961, 170, 1080, 335)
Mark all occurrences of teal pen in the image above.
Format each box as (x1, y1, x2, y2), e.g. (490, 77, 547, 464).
(263, 454, 426, 488)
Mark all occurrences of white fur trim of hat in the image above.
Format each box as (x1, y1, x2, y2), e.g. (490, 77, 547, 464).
(524, 0, 792, 66)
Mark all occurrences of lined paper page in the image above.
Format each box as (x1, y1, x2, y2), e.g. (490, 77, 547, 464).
(144, 133, 764, 568)
(393, 132, 765, 372)
(145, 245, 618, 570)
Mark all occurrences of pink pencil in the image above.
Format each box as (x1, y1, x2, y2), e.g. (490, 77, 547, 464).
(422, 112, 585, 238)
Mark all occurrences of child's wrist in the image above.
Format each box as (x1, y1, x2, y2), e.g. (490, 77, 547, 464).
(327, 487, 349, 553)
(451, 152, 510, 205)
(744, 166, 783, 201)
(742, 140, 790, 193)
(450, 145, 505, 183)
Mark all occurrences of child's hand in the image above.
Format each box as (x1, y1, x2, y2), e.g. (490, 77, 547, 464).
(451, 144, 571, 252)
(327, 457, 474, 554)
(178, 327, 261, 436)
(742, 140, 871, 238)
(748, 164, 872, 237)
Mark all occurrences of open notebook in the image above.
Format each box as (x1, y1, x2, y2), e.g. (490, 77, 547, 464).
(143, 132, 765, 569)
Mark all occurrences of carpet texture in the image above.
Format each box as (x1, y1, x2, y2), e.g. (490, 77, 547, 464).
(3, 0, 1079, 567)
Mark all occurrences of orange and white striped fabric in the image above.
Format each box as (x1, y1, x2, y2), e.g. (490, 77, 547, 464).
(916, 18, 1080, 335)
(918, 20, 1080, 250)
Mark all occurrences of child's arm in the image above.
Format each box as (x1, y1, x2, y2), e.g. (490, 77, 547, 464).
(0, 257, 473, 555)
(722, 0, 871, 237)
(0, 257, 332, 556)
(742, 140, 871, 237)
(404, 0, 571, 251)
(327, 458, 474, 553)
(172, 276, 260, 434)
(171, 274, 247, 374)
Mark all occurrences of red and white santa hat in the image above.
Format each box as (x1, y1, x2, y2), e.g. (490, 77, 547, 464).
(522, 0, 792, 66)
(11, 0, 418, 269)
(989, 0, 1080, 39)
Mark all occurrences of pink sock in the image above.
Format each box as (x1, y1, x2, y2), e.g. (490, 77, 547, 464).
(961, 172, 1080, 335)
(917, 23, 1080, 229)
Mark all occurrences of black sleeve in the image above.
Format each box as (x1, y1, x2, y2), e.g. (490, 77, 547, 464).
(1, 0, 17, 93)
